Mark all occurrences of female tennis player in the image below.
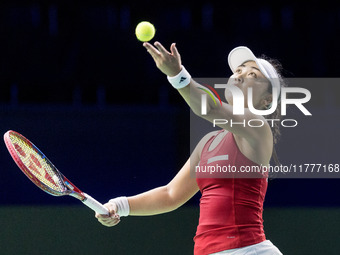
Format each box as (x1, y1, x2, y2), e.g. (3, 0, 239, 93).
(96, 42, 283, 255)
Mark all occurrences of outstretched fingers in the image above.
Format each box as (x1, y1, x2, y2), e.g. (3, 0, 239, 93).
(170, 43, 180, 59)
(143, 42, 161, 60)
(143, 41, 182, 76)
(154, 41, 171, 55)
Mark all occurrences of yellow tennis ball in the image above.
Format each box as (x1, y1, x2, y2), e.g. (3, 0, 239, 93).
(135, 21, 155, 42)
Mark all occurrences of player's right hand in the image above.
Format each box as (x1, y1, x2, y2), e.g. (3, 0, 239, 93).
(95, 202, 121, 227)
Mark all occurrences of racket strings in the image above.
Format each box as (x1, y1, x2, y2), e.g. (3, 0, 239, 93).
(9, 134, 66, 192)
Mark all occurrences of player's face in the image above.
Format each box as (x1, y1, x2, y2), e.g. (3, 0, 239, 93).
(225, 61, 272, 109)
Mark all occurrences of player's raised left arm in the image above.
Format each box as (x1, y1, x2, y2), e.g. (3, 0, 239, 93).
(143, 42, 269, 144)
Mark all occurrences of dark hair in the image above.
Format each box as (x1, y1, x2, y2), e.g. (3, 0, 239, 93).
(259, 55, 287, 167)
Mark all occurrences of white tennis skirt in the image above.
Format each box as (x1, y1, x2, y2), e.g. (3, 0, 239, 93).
(209, 240, 282, 255)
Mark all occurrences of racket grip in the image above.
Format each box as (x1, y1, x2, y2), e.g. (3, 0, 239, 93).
(82, 193, 109, 215)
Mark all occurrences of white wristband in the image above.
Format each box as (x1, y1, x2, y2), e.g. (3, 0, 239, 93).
(109, 196, 130, 217)
(167, 65, 191, 89)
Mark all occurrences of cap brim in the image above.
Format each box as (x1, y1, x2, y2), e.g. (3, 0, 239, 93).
(228, 46, 272, 79)
(228, 46, 258, 72)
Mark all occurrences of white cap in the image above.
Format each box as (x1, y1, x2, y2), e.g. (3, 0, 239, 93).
(228, 46, 281, 104)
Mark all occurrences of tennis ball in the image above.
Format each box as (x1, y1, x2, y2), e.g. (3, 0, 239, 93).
(135, 21, 155, 42)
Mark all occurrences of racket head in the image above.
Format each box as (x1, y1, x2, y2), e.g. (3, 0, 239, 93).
(4, 130, 68, 196)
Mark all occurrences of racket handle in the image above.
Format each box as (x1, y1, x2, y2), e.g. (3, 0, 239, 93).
(82, 193, 109, 215)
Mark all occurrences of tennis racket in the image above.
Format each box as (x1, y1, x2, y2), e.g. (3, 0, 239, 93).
(4, 130, 109, 215)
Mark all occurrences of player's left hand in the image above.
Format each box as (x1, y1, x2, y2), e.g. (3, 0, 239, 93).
(143, 41, 182, 77)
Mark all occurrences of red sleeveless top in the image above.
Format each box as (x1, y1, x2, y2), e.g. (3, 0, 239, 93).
(194, 130, 268, 255)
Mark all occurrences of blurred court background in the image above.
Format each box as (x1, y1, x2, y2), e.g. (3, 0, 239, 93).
(1, 1, 340, 254)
